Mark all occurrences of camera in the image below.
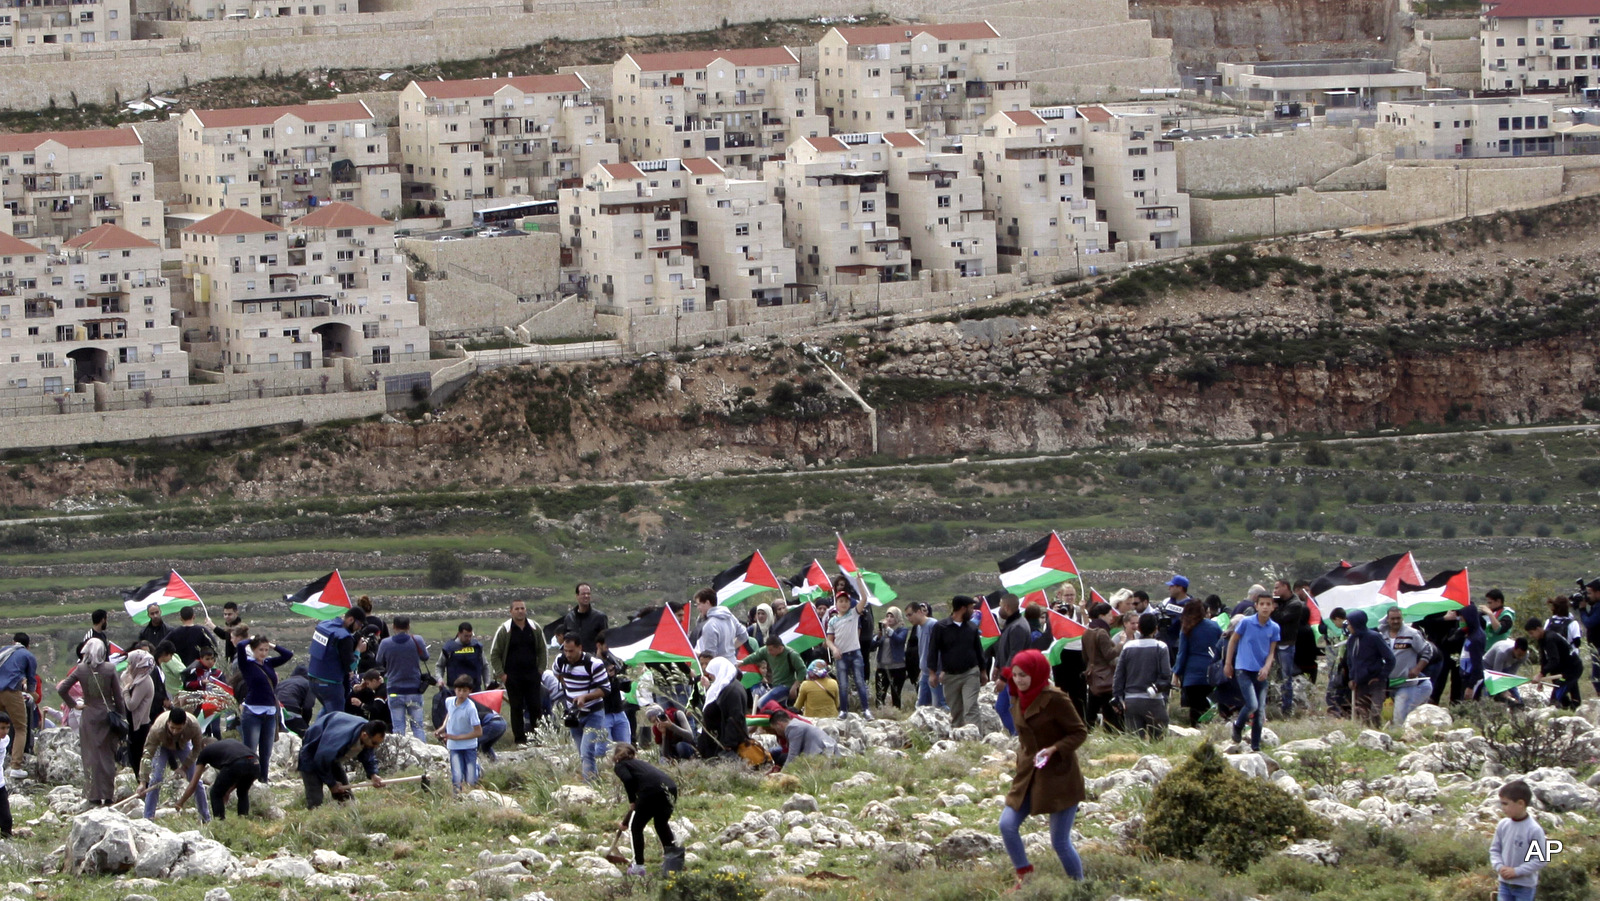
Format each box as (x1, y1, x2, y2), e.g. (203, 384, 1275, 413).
(1575, 579, 1596, 609)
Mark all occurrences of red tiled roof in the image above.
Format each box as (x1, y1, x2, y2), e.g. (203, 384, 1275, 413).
(414, 74, 589, 100)
(293, 202, 389, 229)
(0, 128, 143, 153)
(803, 136, 847, 152)
(182, 208, 284, 236)
(63, 224, 157, 251)
(1078, 105, 1114, 123)
(680, 157, 724, 175)
(1002, 110, 1047, 126)
(0, 232, 40, 256)
(882, 132, 923, 148)
(1485, 0, 1600, 16)
(600, 162, 645, 180)
(832, 22, 1001, 45)
(191, 101, 373, 129)
(623, 48, 798, 71)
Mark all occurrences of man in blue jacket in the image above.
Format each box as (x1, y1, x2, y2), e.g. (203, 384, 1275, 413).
(297, 711, 387, 808)
(374, 616, 429, 742)
(308, 608, 367, 720)
(1343, 610, 1396, 728)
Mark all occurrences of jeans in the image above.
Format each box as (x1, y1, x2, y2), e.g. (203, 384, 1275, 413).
(756, 683, 793, 711)
(210, 757, 258, 820)
(145, 743, 209, 823)
(836, 650, 869, 714)
(569, 710, 609, 781)
(605, 711, 632, 743)
(479, 716, 507, 760)
(995, 684, 1016, 735)
(917, 669, 946, 708)
(999, 797, 1082, 879)
(387, 693, 426, 742)
(1497, 883, 1536, 901)
(1233, 670, 1265, 751)
(310, 679, 346, 720)
(944, 668, 981, 730)
(1390, 680, 1433, 728)
(1123, 696, 1168, 740)
(448, 747, 479, 790)
(238, 708, 278, 782)
(1276, 646, 1298, 714)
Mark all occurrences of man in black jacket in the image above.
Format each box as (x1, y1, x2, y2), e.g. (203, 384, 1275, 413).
(1269, 580, 1308, 717)
(1527, 617, 1583, 709)
(559, 583, 609, 653)
(138, 604, 173, 649)
(1418, 609, 1466, 705)
(167, 606, 216, 667)
(929, 596, 985, 730)
(989, 593, 1030, 734)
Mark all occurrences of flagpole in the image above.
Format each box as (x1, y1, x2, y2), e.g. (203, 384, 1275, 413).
(833, 531, 870, 603)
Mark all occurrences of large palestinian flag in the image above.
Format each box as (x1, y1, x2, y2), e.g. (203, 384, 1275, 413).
(284, 571, 352, 621)
(1396, 568, 1472, 621)
(998, 532, 1079, 596)
(713, 551, 782, 607)
(1309, 552, 1423, 621)
(772, 602, 827, 654)
(787, 560, 832, 604)
(1044, 609, 1088, 665)
(605, 605, 698, 668)
(122, 571, 203, 625)
(834, 536, 896, 605)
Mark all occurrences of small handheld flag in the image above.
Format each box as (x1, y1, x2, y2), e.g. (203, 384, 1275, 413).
(1483, 670, 1530, 697)
(1044, 609, 1088, 665)
(469, 689, 505, 713)
(977, 597, 1002, 650)
(787, 560, 833, 604)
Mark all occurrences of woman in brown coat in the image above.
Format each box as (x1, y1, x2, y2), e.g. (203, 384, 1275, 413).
(999, 648, 1087, 890)
(57, 638, 126, 805)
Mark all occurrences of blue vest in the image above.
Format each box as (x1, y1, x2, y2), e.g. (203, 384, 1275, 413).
(307, 619, 352, 683)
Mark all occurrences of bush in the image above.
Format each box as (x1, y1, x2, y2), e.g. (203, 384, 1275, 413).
(1248, 855, 1331, 895)
(659, 870, 762, 901)
(1409, 831, 1481, 878)
(1138, 743, 1325, 874)
(427, 550, 465, 589)
(1441, 523, 1458, 539)
(1579, 464, 1600, 488)
(1304, 442, 1334, 466)
(1464, 485, 1484, 502)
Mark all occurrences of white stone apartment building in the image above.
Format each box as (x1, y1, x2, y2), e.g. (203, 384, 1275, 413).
(0, 128, 162, 246)
(676, 157, 795, 306)
(612, 48, 826, 177)
(0, 0, 129, 50)
(179, 102, 399, 225)
(1481, 0, 1600, 90)
(180, 204, 426, 372)
(1217, 59, 1428, 106)
(398, 74, 612, 208)
(1078, 105, 1189, 250)
(558, 160, 705, 312)
(764, 133, 911, 287)
(816, 22, 1030, 137)
(1377, 96, 1557, 157)
(166, 0, 356, 21)
(968, 108, 1105, 274)
(880, 131, 996, 278)
(0, 224, 187, 396)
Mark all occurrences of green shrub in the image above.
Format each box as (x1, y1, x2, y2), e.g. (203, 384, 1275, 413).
(1304, 443, 1334, 466)
(1138, 743, 1326, 874)
(427, 550, 465, 588)
(659, 870, 762, 901)
(1578, 464, 1600, 488)
(1539, 855, 1594, 901)
(1248, 855, 1331, 894)
(1409, 831, 1481, 878)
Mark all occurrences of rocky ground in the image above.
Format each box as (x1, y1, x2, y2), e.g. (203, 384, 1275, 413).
(3, 682, 1597, 901)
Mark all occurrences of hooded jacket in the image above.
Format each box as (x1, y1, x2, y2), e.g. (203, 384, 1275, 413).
(276, 664, 314, 721)
(298, 711, 379, 785)
(1345, 611, 1397, 687)
(695, 605, 750, 663)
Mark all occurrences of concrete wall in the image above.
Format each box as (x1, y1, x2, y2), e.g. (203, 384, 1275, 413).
(1176, 132, 1359, 196)
(403, 232, 563, 338)
(518, 296, 599, 341)
(0, 390, 383, 450)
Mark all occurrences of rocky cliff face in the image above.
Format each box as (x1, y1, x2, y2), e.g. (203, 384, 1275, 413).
(1130, 0, 1400, 66)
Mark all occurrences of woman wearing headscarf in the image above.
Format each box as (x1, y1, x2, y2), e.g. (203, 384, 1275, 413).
(1458, 602, 1487, 700)
(695, 655, 751, 760)
(57, 638, 126, 806)
(997, 649, 1087, 891)
(121, 648, 159, 781)
(795, 659, 840, 719)
(747, 604, 773, 651)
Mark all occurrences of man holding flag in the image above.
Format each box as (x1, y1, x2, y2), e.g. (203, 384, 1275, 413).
(825, 588, 872, 720)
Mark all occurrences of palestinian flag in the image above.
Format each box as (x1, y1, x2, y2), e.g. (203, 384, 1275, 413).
(747, 712, 814, 728)
(1088, 588, 1107, 607)
(470, 689, 505, 713)
(109, 640, 129, 673)
(998, 532, 1079, 596)
(1213, 611, 1232, 632)
(1022, 590, 1050, 609)
(1483, 670, 1530, 696)
(1299, 587, 1324, 627)
(788, 560, 833, 604)
(739, 661, 765, 688)
(713, 551, 782, 607)
(1309, 552, 1424, 621)
(978, 597, 1002, 650)
(122, 571, 203, 625)
(773, 602, 827, 654)
(833, 536, 895, 606)
(284, 571, 351, 621)
(1396, 568, 1471, 621)
(605, 605, 698, 667)
(1044, 609, 1088, 665)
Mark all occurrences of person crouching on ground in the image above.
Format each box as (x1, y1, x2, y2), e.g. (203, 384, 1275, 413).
(612, 743, 684, 876)
(436, 676, 483, 794)
(997, 648, 1087, 890)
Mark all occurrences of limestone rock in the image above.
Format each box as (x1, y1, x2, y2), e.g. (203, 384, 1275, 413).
(1280, 840, 1341, 866)
(781, 793, 818, 813)
(249, 855, 317, 880)
(1519, 768, 1600, 813)
(908, 707, 951, 740)
(552, 785, 601, 806)
(1356, 729, 1393, 752)
(1279, 739, 1330, 755)
(1401, 705, 1453, 741)
(269, 732, 301, 775)
(829, 771, 877, 792)
(464, 790, 522, 811)
(374, 735, 448, 772)
(67, 808, 140, 874)
(203, 890, 232, 901)
(936, 829, 1004, 860)
(950, 724, 981, 743)
(1225, 753, 1270, 780)
(30, 729, 83, 786)
(311, 849, 350, 872)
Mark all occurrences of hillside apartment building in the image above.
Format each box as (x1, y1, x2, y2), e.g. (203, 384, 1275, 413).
(0, 0, 129, 49)
(398, 74, 613, 207)
(178, 102, 399, 224)
(764, 133, 913, 287)
(612, 48, 827, 177)
(0, 224, 187, 395)
(0, 128, 163, 247)
(815, 22, 1030, 138)
(1077, 105, 1189, 250)
(179, 203, 426, 372)
(967, 108, 1105, 273)
(1376, 96, 1557, 157)
(1480, 0, 1600, 90)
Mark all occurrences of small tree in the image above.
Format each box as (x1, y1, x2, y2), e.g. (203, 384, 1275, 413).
(427, 550, 464, 589)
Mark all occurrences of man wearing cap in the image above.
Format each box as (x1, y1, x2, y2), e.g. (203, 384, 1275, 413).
(928, 596, 985, 730)
(1159, 576, 1192, 666)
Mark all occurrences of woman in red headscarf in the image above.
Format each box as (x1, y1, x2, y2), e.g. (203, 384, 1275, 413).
(998, 648, 1087, 890)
